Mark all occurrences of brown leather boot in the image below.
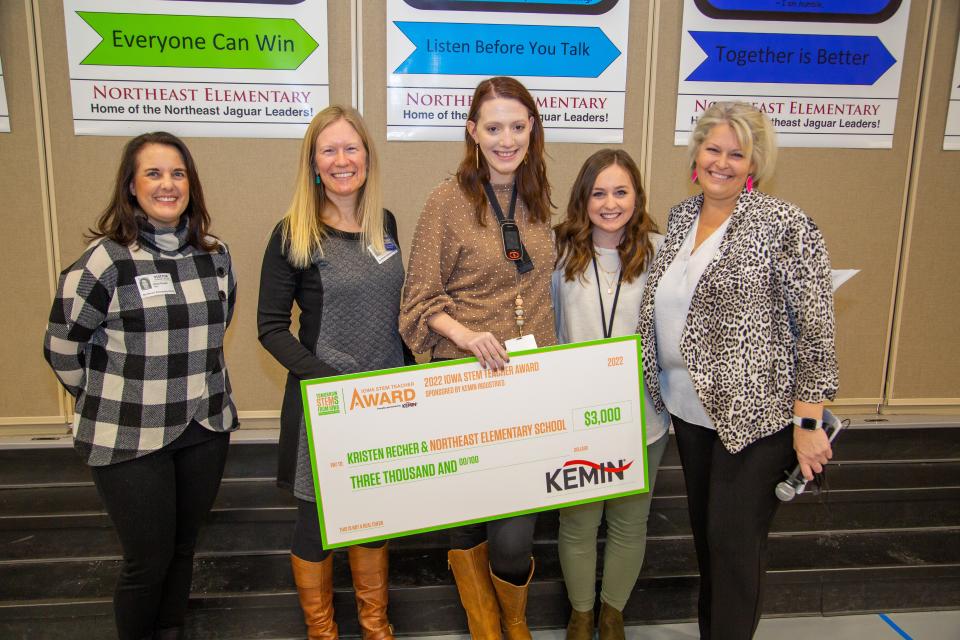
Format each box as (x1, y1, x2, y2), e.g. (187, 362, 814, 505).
(565, 608, 594, 640)
(490, 559, 534, 640)
(290, 553, 339, 639)
(447, 542, 502, 639)
(347, 544, 395, 640)
(597, 601, 625, 640)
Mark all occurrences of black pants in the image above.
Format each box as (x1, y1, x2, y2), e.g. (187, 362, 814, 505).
(450, 515, 538, 585)
(430, 356, 536, 586)
(672, 415, 795, 640)
(292, 498, 385, 561)
(90, 423, 230, 640)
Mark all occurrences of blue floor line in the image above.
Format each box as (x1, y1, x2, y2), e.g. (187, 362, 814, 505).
(879, 613, 914, 640)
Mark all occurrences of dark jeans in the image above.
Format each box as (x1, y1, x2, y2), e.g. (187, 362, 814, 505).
(90, 423, 230, 640)
(672, 415, 795, 640)
(292, 498, 385, 561)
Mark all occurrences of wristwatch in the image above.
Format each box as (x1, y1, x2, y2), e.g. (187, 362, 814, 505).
(793, 416, 823, 431)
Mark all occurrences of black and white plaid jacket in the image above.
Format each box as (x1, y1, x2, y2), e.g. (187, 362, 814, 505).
(44, 218, 238, 466)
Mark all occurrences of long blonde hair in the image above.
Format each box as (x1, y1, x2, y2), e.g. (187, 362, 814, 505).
(282, 105, 384, 268)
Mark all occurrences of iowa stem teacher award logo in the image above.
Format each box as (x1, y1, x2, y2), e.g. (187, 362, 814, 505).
(546, 459, 633, 493)
(315, 391, 340, 416)
(349, 383, 417, 411)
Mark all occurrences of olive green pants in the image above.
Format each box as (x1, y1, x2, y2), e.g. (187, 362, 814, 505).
(557, 432, 669, 612)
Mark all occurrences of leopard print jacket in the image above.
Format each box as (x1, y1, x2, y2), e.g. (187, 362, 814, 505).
(637, 189, 839, 454)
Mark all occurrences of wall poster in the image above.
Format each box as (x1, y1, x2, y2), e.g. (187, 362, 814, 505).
(386, 0, 631, 143)
(676, 0, 911, 148)
(944, 34, 960, 151)
(62, 0, 329, 138)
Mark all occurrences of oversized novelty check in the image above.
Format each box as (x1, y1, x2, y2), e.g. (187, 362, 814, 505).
(301, 336, 650, 548)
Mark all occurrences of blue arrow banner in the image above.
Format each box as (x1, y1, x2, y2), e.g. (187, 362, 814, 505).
(393, 22, 621, 78)
(685, 31, 896, 85)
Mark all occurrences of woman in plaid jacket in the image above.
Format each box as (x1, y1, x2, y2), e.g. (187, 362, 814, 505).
(44, 132, 237, 640)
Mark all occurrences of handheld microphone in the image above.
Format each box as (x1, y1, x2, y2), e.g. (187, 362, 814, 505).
(775, 409, 845, 502)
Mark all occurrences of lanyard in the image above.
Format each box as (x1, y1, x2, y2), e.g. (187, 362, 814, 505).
(592, 256, 623, 339)
(482, 181, 534, 274)
(483, 180, 518, 224)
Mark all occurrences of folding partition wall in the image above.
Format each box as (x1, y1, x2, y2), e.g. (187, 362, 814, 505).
(0, 0, 956, 433)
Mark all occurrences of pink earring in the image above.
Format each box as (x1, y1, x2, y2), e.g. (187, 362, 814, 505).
(691, 169, 698, 183)
(746, 175, 754, 193)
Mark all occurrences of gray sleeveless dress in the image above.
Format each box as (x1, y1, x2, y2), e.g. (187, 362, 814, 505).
(294, 230, 406, 501)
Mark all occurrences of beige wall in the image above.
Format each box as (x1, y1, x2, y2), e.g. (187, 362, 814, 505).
(0, 1, 64, 426)
(646, 0, 936, 408)
(2, 0, 957, 432)
(887, 0, 960, 405)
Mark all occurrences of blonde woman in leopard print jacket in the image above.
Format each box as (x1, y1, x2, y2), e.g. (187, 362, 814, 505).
(637, 102, 838, 640)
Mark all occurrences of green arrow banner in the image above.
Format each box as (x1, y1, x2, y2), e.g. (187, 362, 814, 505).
(78, 12, 318, 70)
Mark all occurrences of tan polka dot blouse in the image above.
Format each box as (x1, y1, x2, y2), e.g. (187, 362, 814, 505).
(400, 178, 557, 358)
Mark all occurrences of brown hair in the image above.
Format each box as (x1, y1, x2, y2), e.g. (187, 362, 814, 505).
(89, 132, 217, 251)
(554, 149, 658, 284)
(456, 76, 553, 225)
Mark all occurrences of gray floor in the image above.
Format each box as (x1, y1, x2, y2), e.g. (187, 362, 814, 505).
(419, 610, 960, 639)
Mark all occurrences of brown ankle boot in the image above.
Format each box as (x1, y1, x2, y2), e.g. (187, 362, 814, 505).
(597, 601, 625, 640)
(290, 554, 339, 640)
(490, 559, 534, 640)
(347, 544, 394, 640)
(447, 542, 501, 639)
(566, 608, 594, 640)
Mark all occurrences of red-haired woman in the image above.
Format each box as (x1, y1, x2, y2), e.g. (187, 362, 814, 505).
(400, 76, 556, 639)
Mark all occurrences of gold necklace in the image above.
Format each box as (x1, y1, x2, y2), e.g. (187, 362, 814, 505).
(596, 254, 620, 295)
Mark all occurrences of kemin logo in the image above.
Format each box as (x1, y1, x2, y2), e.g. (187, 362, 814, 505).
(545, 459, 634, 493)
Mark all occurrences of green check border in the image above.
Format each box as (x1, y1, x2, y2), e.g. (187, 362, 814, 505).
(300, 334, 647, 549)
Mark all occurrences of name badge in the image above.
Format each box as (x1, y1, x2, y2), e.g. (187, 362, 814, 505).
(505, 334, 538, 353)
(368, 242, 399, 265)
(136, 273, 176, 298)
